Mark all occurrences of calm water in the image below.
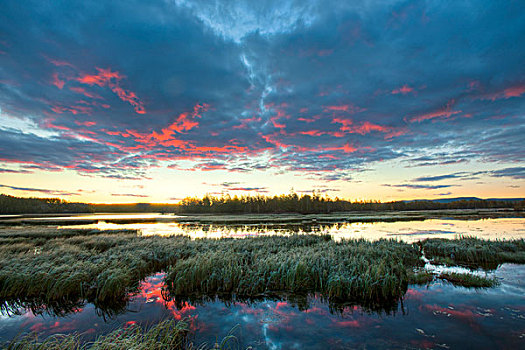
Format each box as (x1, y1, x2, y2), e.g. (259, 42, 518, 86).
(1, 265, 524, 349)
(1, 214, 524, 348)
(53, 216, 525, 243)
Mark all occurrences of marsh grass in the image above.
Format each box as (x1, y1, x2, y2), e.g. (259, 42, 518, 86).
(0, 228, 194, 313)
(1, 228, 523, 318)
(0, 298, 85, 318)
(2, 319, 241, 350)
(408, 269, 436, 285)
(164, 236, 423, 309)
(437, 272, 499, 288)
(420, 237, 525, 269)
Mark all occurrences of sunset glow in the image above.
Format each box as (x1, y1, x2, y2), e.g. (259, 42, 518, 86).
(0, 0, 523, 202)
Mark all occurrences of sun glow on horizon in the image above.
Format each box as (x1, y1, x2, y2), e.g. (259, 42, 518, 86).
(0, 1, 523, 202)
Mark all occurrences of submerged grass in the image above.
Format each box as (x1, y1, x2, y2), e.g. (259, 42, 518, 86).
(408, 269, 436, 285)
(420, 237, 525, 269)
(437, 272, 500, 288)
(3, 319, 240, 350)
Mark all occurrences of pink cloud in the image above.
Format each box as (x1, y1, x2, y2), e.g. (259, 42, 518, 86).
(51, 73, 64, 89)
(233, 116, 262, 129)
(69, 86, 103, 99)
(477, 84, 525, 101)
(407, 99, 461, 123)
(77, 67, 146, 114)
(46, 57, 74, 67)
(74, 121, 96, 127)
(323, 104, 365, 114)
(392, 84, 414, 95)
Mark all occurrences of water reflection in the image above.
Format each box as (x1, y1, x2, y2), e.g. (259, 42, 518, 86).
(57, 217, 525, 242)
(1, 265, 524, 349)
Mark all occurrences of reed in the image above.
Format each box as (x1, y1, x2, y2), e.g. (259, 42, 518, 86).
(420, 237, 525, 269)
(0, 229, 192, 310)
(2, 319, 240, 350)
(437, 272, 499, 288)
(1, 228, 523, 316)
(164, 237, 423, 307)
(408, 269, 435, 285)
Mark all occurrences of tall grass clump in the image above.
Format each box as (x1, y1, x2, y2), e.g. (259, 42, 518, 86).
(165, 236, 423, 308)
(437, 272, 500, 288)
(420, 237, 525, 269)
(408, 269, 435, 285)
(0, 229, 195, 313)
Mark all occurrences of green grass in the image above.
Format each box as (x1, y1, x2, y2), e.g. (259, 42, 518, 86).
(437, 272, 500, 288)
(2, 319, 241, 350)
(408, 269, 436, 285)
(0, 228, 523, 317)
(164, 236, 423, 309)
(420, 237, 525, 269)
(0, 229, 424, 313)
(0, 228, 194, 314)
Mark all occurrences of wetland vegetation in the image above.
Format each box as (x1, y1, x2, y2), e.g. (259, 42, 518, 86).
(437, 272, 500, 288)
(3, 319, 241, 350)
(420, 237, 525, 269)
(0, 222, 523, 349)
(1, 227, 523, 316)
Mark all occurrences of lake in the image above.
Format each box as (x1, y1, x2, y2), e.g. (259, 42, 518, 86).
(2, 210, 523, 242)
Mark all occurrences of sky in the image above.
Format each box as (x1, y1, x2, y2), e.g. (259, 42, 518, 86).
(0, 0, 524, 203)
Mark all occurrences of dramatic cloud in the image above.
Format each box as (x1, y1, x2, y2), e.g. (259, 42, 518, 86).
(0, 0, 523, 196)
(410, 167, 525, 184)
(0, 168, 32, 174)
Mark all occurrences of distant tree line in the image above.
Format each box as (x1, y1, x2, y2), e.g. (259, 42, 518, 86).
(177, 193, 525, 214)
(0, 194, 92, 214)
(0, 193, 523, 214)
(91, 203, 178, 213)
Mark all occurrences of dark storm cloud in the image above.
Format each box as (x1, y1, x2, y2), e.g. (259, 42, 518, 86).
(0, 0, 524, 179)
